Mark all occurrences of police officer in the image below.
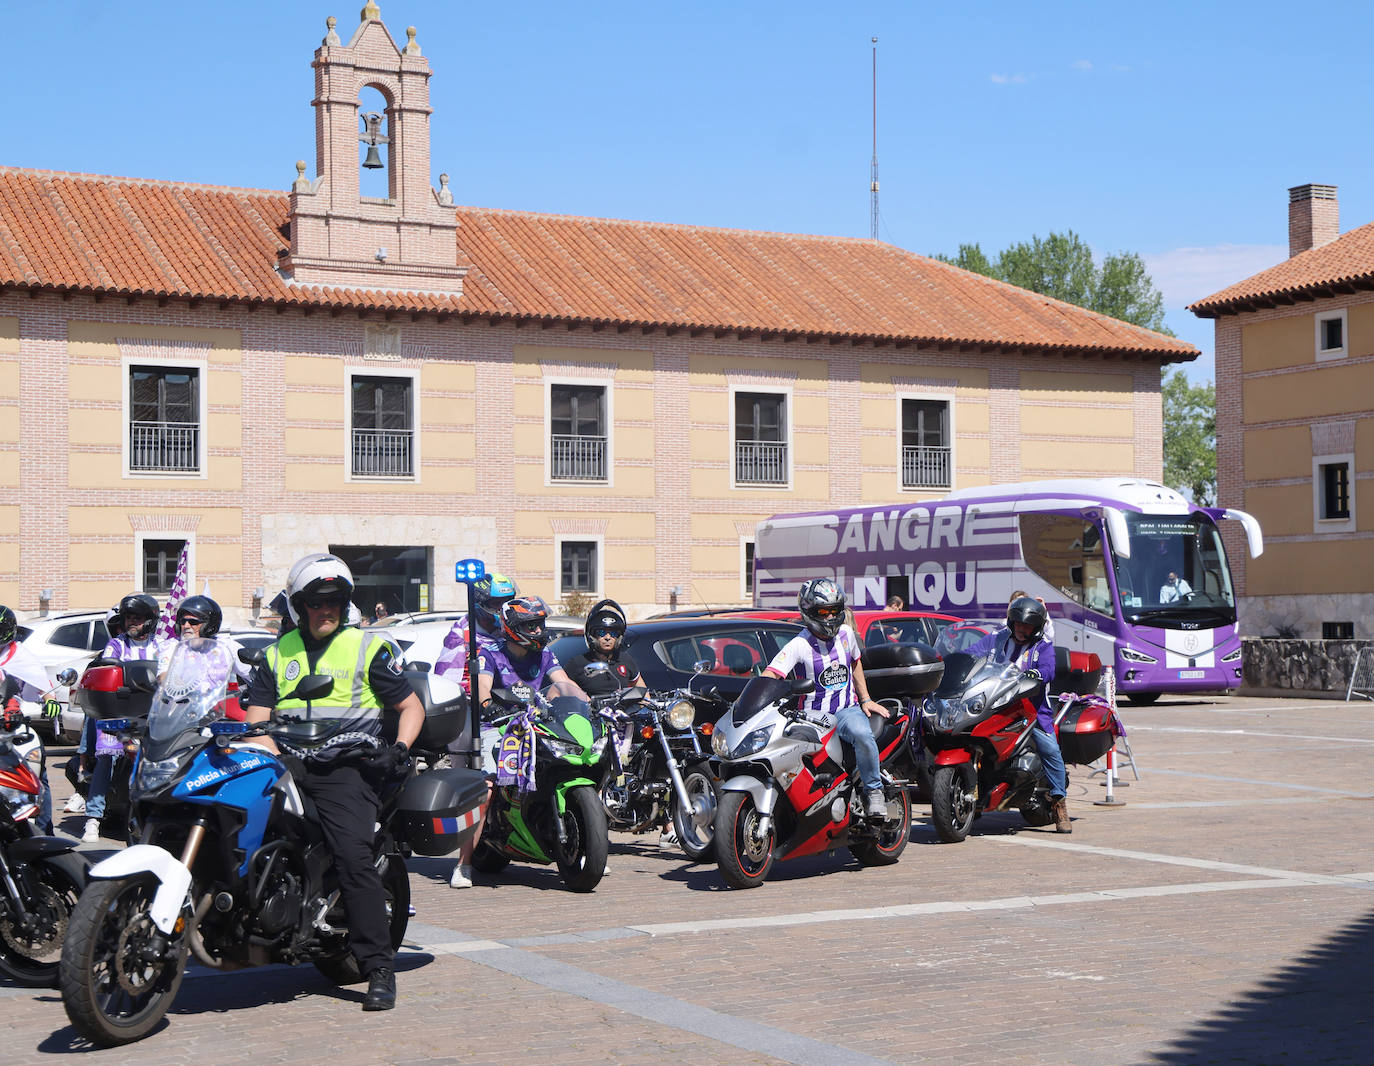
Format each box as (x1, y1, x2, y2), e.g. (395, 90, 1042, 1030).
(243, 553, 424, 1012)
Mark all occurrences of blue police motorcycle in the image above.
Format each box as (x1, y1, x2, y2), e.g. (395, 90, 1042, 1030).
(58, 638, 483, 1046)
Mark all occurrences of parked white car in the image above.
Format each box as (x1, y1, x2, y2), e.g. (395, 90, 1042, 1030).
(15, 610, 113, 744)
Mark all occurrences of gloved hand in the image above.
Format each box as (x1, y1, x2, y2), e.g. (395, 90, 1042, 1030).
(1022, 668, 1042, 683)
(42, 698, 62, 720)
(370, 741, 412, 778)
(1, 697, 21, 730)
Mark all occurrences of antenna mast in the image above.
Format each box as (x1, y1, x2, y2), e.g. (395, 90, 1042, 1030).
(870, 36, 879, 241)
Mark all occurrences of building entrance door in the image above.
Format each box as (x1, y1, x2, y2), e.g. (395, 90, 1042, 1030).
(329, 544, 433, 619)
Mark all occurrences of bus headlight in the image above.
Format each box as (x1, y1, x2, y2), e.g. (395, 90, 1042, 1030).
(1120, 647, 1158, 664)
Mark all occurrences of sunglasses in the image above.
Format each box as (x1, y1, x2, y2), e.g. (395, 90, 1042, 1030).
(590, 625, 622, 637)
(815, 606, 843, 619)
(304, 596, 343, 610)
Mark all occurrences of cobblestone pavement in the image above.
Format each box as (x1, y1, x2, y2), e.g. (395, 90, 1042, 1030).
(6, 694, 1373, 1064)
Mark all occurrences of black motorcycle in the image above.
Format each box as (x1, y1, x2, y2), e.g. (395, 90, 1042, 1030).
(0, 685, 89, 986)
(597, 665, 722, 862)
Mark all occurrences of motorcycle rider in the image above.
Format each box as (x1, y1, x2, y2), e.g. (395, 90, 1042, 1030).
(434, 573, 518, 689)
(448, 595, 583, 890)
(0, 605, 59, 832)
(762, 579, 890, 819)
(243, 553, 424, 1012)
(156, 595, 251, 687)
(82, 593, 172, 843)
(965, 595, 1071, 833)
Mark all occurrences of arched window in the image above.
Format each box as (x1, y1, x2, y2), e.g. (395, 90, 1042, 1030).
(358, 85, 392, 200)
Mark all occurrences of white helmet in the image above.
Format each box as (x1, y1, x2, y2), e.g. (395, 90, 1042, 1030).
(285, 553, 356, 626)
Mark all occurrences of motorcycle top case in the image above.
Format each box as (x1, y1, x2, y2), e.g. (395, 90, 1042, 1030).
(860, 642, 944, 699)
(1048, 649, 1103, 698)
(403, 670, 469, 752)
(1056, 698, 1117, 766)
(394, 765, 487, 856)
(75, 659, 158, 721)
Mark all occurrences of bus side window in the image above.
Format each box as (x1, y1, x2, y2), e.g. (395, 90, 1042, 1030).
(1019, 513, 1086, 606)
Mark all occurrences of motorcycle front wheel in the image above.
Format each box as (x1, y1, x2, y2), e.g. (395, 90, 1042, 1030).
(554, 786, 608, 893)
(313, 854, 412, 986)
(714, 790, 774, 889)
(931, 763, 978, 843)
(671, 767, 718, 863)
(59, 876, 189, 1047)
(0, 850, 86, 987)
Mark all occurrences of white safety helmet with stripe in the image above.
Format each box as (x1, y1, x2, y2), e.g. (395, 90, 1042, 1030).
(285, 552, 356, 626)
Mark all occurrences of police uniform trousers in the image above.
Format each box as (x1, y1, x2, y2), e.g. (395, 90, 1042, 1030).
(299, 760, 392, 975)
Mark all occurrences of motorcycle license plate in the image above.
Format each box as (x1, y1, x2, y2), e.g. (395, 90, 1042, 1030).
(1178, 670, 1205, 679)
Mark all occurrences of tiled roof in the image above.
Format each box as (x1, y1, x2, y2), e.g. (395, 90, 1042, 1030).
(1190, 221, 1374, 316)
(0, 167, 1194, 359)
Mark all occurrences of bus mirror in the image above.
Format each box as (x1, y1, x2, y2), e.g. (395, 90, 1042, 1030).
(1103, 507, 1130, 558)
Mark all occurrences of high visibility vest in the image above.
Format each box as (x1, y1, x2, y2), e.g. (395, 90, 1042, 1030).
(267, 627, 386, 735)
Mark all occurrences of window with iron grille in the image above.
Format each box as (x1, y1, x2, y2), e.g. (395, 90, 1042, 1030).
(743, 540, 755, 599)
(129, 366, 200, 473)
(901, 398, 951, 489)
(1322, 621, 1354, 639)
(550, 384, 608, 481)
(560, 540, 598, 594)
(734, 392, 788, 485)
(1320, 461, 1351, 519)
(351, 375, 413, 478)
(143, 538, 186, 596)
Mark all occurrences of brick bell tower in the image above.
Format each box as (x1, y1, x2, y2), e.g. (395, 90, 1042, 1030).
(281, 3, 465, 293)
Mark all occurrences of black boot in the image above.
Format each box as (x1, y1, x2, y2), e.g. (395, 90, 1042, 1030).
(362, 966, 396, 1011)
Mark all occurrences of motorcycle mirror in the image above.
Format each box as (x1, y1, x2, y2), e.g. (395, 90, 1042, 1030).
(238, 647, 265, 668)
(692, 659, 712, 675)
(286, 674, 334, 702)
(582, 661, 612, 678)
(56, 668, 78, 687)
(789, 678, 816, 695)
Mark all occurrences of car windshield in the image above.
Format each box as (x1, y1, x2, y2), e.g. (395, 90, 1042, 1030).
(146, 637, 231, 743)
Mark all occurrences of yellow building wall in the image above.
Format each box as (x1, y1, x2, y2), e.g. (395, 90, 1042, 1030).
(1240, 316, 1312, 373)
(1244, 363, 1374, 423)
(1248, 540, 1374, 595)
(1243, 426, 1314, 481)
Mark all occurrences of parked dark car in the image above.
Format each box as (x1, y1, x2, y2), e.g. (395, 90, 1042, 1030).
(550, 617, 805, 725)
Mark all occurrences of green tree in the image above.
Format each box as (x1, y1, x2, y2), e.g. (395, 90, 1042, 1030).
(1161, 370, 1216, 505)
(935, 230, 1171, 334)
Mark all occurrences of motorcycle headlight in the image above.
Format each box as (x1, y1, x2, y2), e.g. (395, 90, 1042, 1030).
(666, 699, 695, 732)
(540, 735, 583, 761)
(132, 753, 184, 800)
(589, 733, 610, 758)
(0, 784, 30, 812)
(712, 731, 730, 758)
(730, 726, 773, 761)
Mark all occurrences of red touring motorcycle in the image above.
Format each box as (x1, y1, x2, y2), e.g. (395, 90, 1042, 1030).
(920, 649, 1117, 842)
(710, 643, 944, 888)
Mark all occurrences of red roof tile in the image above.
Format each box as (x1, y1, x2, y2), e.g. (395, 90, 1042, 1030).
(0, 167, 1194, 359)
(1190, 222, 1374, 315)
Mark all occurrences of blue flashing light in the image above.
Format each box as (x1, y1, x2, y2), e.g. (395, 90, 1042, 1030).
(210, 720, 249, 736)
(455, 558, 487, 582)
(98, 718, 131, 733)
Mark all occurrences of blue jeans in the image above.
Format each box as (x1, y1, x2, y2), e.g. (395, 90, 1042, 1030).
(836, 703, 882, 793)
(1031, 726, 1067, 799)
(85, 754, 114, 821)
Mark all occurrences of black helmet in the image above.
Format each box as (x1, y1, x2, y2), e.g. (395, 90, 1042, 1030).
(120, 593, 160, 638)
(0, 606, 16, 646)
(583, 598, 627, 652)
(105, 603, 124, 639)
(798, 578, 846, 640)
(1007, 596, 1048, 643)
(472, 573, 518, 635)
(175, 594, 222, 638)
(501, 595, 550, 650)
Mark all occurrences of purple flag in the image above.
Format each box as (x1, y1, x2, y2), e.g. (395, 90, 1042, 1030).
(156, 542, 190, 640)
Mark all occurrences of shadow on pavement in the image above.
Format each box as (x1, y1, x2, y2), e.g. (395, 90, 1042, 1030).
(1144, 908, 1374, 1064)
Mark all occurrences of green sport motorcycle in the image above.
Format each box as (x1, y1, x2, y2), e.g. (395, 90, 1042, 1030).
(471, 679, 614, 892)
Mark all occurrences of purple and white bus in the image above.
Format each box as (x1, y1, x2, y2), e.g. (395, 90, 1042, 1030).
(753, 479, 1263, 704)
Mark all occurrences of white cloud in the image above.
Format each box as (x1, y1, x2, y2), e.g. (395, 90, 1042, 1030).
(1143, 243, 1287, 309)
(989, 72, 1028, 85)
(1072, 59, 1093, 71)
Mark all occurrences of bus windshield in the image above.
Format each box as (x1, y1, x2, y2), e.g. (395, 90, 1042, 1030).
(1111, 513, 1235, 627)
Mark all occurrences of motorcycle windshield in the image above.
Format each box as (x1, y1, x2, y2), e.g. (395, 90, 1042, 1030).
(960, 659, 1026, 708)
(146, 637, 231, 743)
(932, 653, 983, 697)
(731, 674, 793, 727)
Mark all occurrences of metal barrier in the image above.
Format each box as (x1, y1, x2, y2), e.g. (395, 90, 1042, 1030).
(1346, 645, 1374, 702)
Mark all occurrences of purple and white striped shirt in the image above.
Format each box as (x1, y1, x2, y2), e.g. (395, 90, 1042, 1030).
(765, 626, 862, 716)
(102, 634, 173, 662)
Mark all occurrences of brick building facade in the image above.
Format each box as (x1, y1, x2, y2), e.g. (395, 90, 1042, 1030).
(0, 7, 1194, 622)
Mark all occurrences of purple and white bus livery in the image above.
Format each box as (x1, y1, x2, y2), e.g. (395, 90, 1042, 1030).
(752, 479, 1263, 704)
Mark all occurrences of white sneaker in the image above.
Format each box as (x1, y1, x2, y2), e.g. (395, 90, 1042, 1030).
(448, 863, 474, 889)
(64, 793, 86, 814)
(82, 818, 100, 843)
(865, 789, 888, 819)
(658, 826, 678, 850)
(603, 863, 611, 875)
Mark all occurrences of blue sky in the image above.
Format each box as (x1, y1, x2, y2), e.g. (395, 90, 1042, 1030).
(12, 1, 1374, 384)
